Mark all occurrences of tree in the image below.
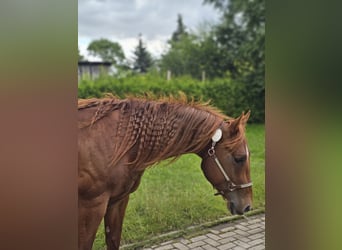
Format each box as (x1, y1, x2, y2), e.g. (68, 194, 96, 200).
(171, 14, 188, 43)
(132, 35, 153, 73)
(87, 38, 125, 65)
(161, 22, 228, 79)
(204, 0, 265, 80)
(203, 0, 264, 79)
(161, 15, 199, 78)
(204, 0, 265, 122)
(160, 34, 201, 78)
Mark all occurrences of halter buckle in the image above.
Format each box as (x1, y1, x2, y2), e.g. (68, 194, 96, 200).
(208, 147, 215, 156)
(208, 141, 216, 157)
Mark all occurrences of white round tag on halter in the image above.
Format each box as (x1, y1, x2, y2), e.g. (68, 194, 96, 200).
(212, 128, 222, 142)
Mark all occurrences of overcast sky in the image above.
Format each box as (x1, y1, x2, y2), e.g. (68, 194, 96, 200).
(78, 0, 221, 61)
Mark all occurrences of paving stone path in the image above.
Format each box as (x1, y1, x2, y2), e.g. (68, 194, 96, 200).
(145, 213, 265, 250)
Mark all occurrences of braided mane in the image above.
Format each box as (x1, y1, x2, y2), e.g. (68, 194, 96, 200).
(78, 95, 233, 169)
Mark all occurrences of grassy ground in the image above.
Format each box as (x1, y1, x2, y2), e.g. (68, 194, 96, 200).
(93, 124, 265, 249)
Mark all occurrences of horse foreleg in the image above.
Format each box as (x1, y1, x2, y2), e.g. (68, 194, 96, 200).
(78, 195, 109, 250)
(104, 196, 130, 250)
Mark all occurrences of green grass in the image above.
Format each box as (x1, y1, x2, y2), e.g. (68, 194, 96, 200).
(93, 124, 265, 249)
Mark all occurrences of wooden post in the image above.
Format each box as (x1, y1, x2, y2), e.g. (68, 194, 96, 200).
(167, 70, 171, 81)
(202, 70, 206, 82)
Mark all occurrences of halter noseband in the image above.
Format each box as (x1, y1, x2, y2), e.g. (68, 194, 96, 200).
(208, 129, 253, 195)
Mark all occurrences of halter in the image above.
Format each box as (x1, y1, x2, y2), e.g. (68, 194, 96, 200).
(208, 129, 253, 195)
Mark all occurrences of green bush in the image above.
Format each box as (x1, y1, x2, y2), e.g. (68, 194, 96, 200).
(78, 74, 264, 123)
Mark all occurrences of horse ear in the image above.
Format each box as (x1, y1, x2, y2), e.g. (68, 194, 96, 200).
(226, 111, 250, 135)
(242, 110, 251, 125)
(226, 113, 243, 135)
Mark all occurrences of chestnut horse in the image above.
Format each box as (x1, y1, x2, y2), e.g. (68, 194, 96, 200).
(78, 96, 252, 250)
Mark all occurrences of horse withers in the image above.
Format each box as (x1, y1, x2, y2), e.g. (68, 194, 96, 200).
(78, 96, 252, 250)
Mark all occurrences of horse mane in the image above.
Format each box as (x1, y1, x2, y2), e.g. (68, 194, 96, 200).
(78, 94, 245, 169)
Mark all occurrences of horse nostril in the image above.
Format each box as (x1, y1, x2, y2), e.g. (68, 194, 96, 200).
(243, 205, 251, 213)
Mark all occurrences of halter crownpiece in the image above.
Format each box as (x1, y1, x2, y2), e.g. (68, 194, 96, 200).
(208, 127, 253, 194)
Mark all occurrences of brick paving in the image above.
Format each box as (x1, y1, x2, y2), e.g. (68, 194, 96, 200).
(145, 213, 265, 250)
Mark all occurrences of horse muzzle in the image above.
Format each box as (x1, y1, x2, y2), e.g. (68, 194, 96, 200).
(228, 201, 252, 215)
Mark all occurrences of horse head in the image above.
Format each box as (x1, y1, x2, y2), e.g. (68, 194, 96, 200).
(200, 111, 253, 215)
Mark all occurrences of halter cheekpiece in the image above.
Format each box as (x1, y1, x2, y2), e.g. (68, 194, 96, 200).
(209, 128, 253, 195)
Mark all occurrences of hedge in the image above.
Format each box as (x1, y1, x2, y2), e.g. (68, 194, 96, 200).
(78, 74, 264, 123)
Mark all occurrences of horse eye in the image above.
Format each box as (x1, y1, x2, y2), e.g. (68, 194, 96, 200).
(234, 155, 246, 164)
